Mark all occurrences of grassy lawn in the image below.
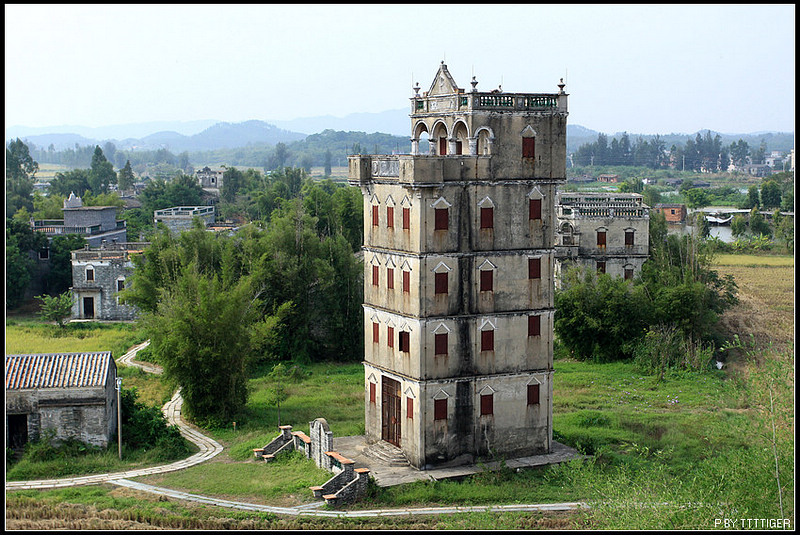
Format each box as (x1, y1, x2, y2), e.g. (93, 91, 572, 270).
(5, 318, 145, 358)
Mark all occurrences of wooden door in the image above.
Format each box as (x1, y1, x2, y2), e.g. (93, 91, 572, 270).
(83, 297, 94, 319)
(381, 376, 401, 446)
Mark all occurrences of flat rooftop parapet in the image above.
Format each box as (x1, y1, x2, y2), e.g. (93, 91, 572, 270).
(153, 206, 215, 218)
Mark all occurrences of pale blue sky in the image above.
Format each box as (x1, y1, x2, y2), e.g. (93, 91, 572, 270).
(5, 4, 795, 134)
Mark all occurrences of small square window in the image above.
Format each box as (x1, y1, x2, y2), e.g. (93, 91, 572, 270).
(435, 272, 448, 295)
(117, 279, 125, 292)
(480, 270, 493, 292)
(434, 208, 449, 230)
(481, 329, 494, 352)
(624, 268, 634, 280)
(434, 398, 447, 420)
(527, 384, 540, 405)
(480, 394, 494, 415)
(480, 207, 494, 229)
(435, 333, 448, 356)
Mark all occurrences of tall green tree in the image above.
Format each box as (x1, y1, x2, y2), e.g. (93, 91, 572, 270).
(118, 160, 136, 192)
(760, 180, 782, 209)
(6, 217, 50, 308)
(44, 234, 87, 295)
(324, 149, 332, 177)
(49, 168, 92, 197)
(141, 266, 270, 426)
(89, 145, 116, 194)
(6, 138, 39, 215)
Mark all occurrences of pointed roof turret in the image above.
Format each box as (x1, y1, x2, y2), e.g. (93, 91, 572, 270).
(427, 61, 460, 96)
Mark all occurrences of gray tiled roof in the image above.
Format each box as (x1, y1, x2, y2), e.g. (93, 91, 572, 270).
(5, 352, 113, 390)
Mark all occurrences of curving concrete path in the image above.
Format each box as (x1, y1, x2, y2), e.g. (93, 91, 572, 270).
(6, 341, 588, 518)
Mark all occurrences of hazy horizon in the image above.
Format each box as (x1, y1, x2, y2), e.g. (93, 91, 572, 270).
(5, 5, 795, 136)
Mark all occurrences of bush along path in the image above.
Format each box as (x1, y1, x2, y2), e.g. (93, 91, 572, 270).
(6, 341, 587, 517)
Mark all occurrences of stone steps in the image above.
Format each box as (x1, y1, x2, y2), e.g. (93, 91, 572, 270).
(363, 441, 410, 467)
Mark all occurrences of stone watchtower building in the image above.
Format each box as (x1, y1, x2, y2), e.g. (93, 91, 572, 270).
(349, 63, 567, 469)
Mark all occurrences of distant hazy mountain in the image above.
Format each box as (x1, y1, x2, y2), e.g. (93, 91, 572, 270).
(269, 109, 411, 136)
(5, 119, 219, 143)
(5, 120, 306, 153)
(6, 111, 793, 155)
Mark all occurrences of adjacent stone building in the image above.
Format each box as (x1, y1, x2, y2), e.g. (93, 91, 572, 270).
(70, 242, 147, 320)
(153, 205, 216, 233)
(196, 166, 224, 190)
(349, 63, 566, 469)
(5, 352, 118, 449)
(555, 192, 650, 281)
(31, 192, 127, 247)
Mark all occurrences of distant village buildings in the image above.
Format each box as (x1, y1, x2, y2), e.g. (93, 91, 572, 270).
(31, 192, 127, 247)
(196, 166, 224, 191)
(653, 203, 687, 224)
(555, 192, 650, 281)
(153, 205, 216, 233)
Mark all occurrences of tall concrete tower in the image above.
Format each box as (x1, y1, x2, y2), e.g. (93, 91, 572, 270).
(349, 62, 568, 469)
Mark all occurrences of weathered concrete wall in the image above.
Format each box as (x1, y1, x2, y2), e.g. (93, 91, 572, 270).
(364, 365, 552, 468)
(363, 182, 557, 255)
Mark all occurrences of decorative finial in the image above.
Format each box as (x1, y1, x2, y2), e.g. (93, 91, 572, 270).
(558, 78, 566, 94)
(471, 76, 478, 92)
(413, 82, 420, 97)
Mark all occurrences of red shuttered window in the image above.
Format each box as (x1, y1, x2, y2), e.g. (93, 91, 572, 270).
(529, 198, 542, 220)
(435, 333, 448, 356)
(434, 208, 449, 230)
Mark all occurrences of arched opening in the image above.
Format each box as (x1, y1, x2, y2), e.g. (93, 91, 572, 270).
(452, 121, 469, 155)
(413, 122, 430, 155)
(476, 127, 494, 156)
(431, 122, 449, 156)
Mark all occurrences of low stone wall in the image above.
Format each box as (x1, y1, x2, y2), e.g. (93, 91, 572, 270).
(253, 418, 370, 507)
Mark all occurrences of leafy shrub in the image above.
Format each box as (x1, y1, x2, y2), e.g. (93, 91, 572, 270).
(633, 324, 715, 375)
(121, 387, 189, 460)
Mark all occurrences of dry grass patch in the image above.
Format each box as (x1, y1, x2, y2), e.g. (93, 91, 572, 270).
(714, 258, 794, 354)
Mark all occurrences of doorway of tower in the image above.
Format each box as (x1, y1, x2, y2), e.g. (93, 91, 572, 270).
(83, 296, 95, 319)
(381, 376, 401, 447)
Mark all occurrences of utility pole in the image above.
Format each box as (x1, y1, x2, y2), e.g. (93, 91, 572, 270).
(115, 377, 122, 459)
